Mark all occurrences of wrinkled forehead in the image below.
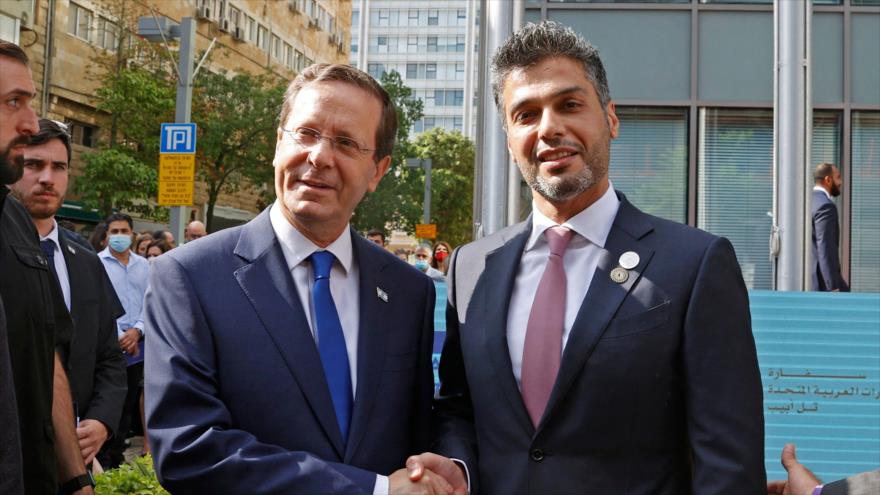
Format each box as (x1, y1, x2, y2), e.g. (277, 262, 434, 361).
(286, 81, 383, 135)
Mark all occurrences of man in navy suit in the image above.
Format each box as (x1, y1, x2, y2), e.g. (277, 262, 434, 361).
(145, 64, 458, 494)
(811, 163, 849, 292)
(412, 21, 765, 494)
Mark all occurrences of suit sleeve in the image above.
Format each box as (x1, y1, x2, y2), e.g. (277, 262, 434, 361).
(822, 469, 880, 495)
(82, 266, 127, 435)
(814, 203, 849, 291)
(683, 237, 766, 495)
(411, 277, 436, 455)
(432, 247, 480, 492)
(144, 255, 377, 494)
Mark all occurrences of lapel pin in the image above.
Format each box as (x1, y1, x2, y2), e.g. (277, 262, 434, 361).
(610, 266, 629, 284)
(67, 244, 76, 255)
(376, 287, 389, 303)
(619, 251, 640, 270)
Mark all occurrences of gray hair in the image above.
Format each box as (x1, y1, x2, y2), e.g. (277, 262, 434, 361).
(490, 21, 611, 121)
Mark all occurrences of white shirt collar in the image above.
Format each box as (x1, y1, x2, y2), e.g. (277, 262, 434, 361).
(527, 183, 620, 251)
(39, 219, 60, 248)
(813, 185, 832, 200)
(269, 200, 353, 275)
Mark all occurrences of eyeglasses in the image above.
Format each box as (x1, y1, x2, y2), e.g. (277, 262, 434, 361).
(281, 127, 375, 159)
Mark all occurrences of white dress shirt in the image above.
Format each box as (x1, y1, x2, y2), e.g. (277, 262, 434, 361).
(269, 203, 392, 494)
(813, 184, 832, 200)
(506, 184, 620, 389)
(40, 220, 71, 311)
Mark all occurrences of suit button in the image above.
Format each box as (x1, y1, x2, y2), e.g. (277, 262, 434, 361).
(530, 448, 544, 462)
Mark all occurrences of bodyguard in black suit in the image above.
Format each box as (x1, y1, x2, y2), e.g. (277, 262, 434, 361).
(810, 163, 849, 292)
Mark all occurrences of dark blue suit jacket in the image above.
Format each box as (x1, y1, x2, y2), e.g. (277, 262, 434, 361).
(434, 193, 766, 494)
(145, 208, 435, 493)
(810, 190, 849, 292)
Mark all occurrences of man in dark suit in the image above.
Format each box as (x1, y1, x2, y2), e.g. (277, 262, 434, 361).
(145, 64, 457, 494)
(413, 21, 765, 494)
(811, 163, 849, 292)
(0, 41, 93, 495)
(10, 118, 128, 469)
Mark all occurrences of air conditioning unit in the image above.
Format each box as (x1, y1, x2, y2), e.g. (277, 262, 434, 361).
(220, 19, 230, 32)
(232, 27, 244, 41)
(288, 0, 301, 14)
(196, 5, 212, 20)
(307, 16, 319, 29)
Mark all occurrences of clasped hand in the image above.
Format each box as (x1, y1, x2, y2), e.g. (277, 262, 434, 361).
(388, 452, 468, 495)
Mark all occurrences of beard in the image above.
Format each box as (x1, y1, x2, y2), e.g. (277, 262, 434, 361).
(0, 135, 30, 185)
(830, 182, 841, 197)
(517, 136, 610, 203)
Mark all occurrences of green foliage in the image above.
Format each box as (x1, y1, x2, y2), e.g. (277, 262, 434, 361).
(74, 149, 160, 219)
(94, 454, 169, 495)
(412, 128, 476, 247)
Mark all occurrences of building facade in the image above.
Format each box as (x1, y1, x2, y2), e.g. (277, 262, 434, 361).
(515, 0, 879, 292)
(350, 0, 478, 138)
(0, 0, 350, 231)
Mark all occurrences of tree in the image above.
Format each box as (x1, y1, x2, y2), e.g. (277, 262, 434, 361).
(352, 70, 425, 234)
(192, 70, 286, 231)
(411, 128, 476, 248)
(76, 149, 158, 218)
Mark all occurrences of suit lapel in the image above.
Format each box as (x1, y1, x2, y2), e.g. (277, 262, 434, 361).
(345, 233, 389, 462)
(57, 234, 81, 322)
(233, 210, 346, 457)
(470, 221, 534, 436)
(540, 197, 656, 431)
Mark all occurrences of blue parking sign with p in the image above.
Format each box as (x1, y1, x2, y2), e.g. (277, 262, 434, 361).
(160, 123, 197, 154)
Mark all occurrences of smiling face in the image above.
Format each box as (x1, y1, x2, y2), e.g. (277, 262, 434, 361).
(10, 138, 69, 220)
(273, 80, 391, 245)
(502, 56, 619, 220)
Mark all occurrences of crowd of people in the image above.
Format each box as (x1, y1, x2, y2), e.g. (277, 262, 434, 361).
(0, 17, 874, 495)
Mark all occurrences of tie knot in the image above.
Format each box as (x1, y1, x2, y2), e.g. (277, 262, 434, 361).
(40, 239, 56, 260)
(309, 250, 336, 280)
(544, 226, 573, 257)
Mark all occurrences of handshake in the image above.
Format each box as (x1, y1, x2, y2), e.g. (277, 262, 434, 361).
(389, 452, 469, 495)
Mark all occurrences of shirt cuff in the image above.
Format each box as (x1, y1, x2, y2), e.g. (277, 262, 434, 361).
(812, 485, 824, 495)
(373, 474, 389, 495)
(451, 458, 471, 493)
(134, 321, 145, 332)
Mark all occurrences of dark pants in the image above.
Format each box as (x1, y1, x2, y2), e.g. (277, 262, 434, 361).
(97, 362, 143, 469)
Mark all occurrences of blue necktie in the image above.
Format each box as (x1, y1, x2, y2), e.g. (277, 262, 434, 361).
(309, 251, 353, 443)
(40, 239, 58, 281)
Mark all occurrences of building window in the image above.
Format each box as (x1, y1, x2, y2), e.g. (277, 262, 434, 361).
(97, 17, 118, 52)
(284, 43, 293, 68)
(850, 111, 880, 292)
(272, 34, 282, 59)
(610, 107, 688, 225)
(406, 63, 417, 78)
(295, 50, 305, 71)
(425, 63, 436, 79)
(698, 108, 773, 290)
(408, 9, 419, 26)
(427, 36, 438, 52)
(455, 62, 465, 80)
(428, 10, 439, 26)
(368, 63, 385, 79)
(67, 120, 97, 148)
(457, 9, 466, 24)
(378, 10, 389, 26)
(424, 116, 436, 130)
(229, 7, 240, 29)
(68, 2, 93, 42)
(246, 16, 256, 43)
(407, 36, 418, 53)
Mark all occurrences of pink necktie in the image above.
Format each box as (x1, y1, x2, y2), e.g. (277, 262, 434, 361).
(521, 226, 573, 428)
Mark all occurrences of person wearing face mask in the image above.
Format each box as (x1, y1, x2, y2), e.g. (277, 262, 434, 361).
(97, 213, 149, 468)
(414, 245, 445, 282)
(431, 241, 452, 275)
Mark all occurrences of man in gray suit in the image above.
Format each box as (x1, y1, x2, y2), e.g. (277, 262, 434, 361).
(412, 21, 764, 494)
(811, 162, 849, 292)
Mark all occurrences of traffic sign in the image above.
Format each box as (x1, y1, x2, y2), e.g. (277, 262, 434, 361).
(158, 154, 195, 206)
(416, 224, 437, 239)
(160, 123, 197, 154)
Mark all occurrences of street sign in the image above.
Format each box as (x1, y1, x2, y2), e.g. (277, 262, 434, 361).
(416, 224, 437, 239)
(160, 123, 197, 154)
(158, 153, 195, 206)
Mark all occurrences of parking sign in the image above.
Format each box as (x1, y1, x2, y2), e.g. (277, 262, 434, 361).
(160, 123, 197, 154)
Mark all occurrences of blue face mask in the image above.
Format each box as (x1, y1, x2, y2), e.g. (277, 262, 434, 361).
(414, 259, 429, 271)
(108, 234, 132, 253)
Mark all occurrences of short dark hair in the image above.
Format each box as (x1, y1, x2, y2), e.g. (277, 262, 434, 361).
(146, 238, 171, 254)
(367, 228, 385, 242)
(105, 212, 133, 230)
(29, 119, 72, 163)
(152, 229, 169, 240)
(491, 21, 611, 122)
(814, 162, 836, 182)
(0, 41, 29, 65)
(278, 63, 398, 161)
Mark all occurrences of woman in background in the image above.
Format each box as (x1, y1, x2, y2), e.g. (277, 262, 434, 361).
(431, 241, 452, 274)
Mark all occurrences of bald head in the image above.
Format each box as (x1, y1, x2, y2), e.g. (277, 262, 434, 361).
(184, 220, 207, 242)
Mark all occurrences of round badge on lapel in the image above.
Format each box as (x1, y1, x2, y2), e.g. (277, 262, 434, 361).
(610, 267, 629, 284)
(618, 251, 640, 270)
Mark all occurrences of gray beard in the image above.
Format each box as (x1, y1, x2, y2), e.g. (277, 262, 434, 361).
(528, 165, 598, 202)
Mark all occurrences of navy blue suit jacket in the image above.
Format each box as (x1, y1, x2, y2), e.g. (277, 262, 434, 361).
(434, 193, 766, 494)
(145, 209, 435, 493)
(810, 190, 849, 292)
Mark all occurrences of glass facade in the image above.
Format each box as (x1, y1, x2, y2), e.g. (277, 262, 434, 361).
(850, 111, 880, 292)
